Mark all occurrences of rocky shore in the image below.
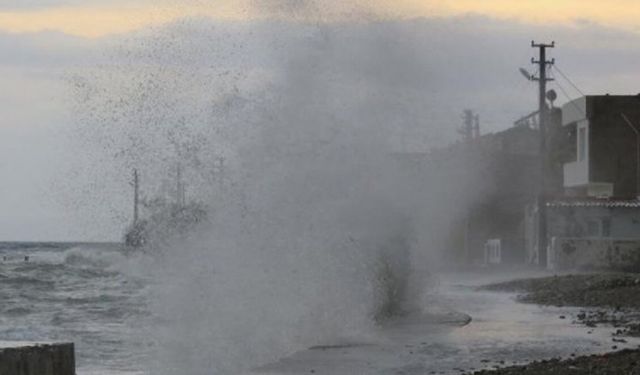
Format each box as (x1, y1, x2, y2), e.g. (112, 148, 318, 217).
(483, 273, 640, 309)
(469, 349, 640, 374)
(468, 273, 640, 374)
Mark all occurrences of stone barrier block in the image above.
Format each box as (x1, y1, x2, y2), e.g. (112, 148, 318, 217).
(0, 342, 74, 375)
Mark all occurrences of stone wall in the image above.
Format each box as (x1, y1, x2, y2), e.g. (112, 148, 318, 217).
(0, 342, 74, 375)
(549, 237, 640, 271)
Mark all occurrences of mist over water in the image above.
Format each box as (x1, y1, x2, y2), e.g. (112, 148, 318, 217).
(67, 3, 481, 373)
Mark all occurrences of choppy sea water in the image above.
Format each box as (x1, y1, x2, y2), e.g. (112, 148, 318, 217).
(0, 242, 149, 375)
(2, 243, 640, 375)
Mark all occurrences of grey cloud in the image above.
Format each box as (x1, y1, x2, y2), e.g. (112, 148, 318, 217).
(3, 14, 640, 240)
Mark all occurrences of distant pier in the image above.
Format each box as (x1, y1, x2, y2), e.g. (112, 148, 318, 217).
(0, 342, 74, 375)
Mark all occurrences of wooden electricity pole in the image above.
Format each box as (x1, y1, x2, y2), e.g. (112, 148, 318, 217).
(531, 41, 555, 268)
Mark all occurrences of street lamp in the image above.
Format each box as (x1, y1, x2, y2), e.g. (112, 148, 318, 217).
(519, 68, 533, 81)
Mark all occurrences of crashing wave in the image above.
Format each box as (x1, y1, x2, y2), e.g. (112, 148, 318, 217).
(124, 199, 208, 252)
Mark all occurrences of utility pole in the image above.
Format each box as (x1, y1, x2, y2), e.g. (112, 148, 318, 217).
(460, 109, 477, 142)
(132, 169, 139, 225)
(460, 109, 479, 264)
(621, 114, 640, 199)
(176, 164, 186, 208)
(531, 41, 555, 268)
(217, 157, 225, 191)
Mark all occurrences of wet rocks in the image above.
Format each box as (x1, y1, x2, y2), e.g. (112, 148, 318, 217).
(482, 274, 640, 309)
(468, 349, 640, 374)
(483, 274, 640, 335)
(473, 273, 640, 374)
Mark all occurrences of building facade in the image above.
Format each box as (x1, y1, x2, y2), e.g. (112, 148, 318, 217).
(527, 95, 640, 269)
(562, 95, 640, 198)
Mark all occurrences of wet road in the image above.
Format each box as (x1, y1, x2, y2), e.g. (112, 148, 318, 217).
(255, 270, 640, 374)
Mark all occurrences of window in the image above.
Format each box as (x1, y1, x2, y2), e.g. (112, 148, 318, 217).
(587, 220, 599, 236)
(578, 127, 586, 162)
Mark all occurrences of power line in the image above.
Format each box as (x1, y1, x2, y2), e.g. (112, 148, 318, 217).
(552, 65, 585, 97)
(556, 82, 583, 114)
(549, 69, 587, 117)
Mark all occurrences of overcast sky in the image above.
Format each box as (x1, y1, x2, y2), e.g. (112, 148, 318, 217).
(2, 1, 640, 241)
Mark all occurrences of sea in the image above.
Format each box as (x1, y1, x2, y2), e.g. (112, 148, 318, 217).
(2, 242, 639, 375)
(0, 242, 150, 375)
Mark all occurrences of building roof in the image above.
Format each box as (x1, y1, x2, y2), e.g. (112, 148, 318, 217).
(562, 94, 640, 126)
(547, 199, 640, 208)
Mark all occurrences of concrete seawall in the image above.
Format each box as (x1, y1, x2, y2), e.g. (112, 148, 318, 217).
(0, 342, 74, 375)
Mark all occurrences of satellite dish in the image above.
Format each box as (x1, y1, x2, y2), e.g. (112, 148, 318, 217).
(546, 89, 558, 105)
(519, 68, 532, 81)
